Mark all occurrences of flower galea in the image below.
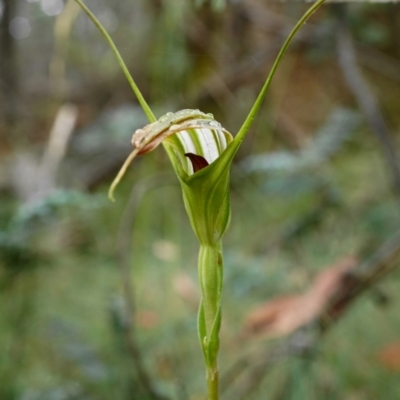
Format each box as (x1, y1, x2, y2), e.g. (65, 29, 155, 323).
(109, 108, 236, 246)
(131, 109, 232, 175)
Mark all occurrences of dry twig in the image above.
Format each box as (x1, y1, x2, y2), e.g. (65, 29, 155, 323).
(335, 5, 400, 207)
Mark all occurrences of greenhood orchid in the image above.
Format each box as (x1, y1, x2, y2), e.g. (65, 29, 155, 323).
(109, 109, 233, 198)
(73, 1, 327, 399)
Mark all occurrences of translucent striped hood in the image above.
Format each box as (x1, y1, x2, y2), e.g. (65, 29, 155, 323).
(132, 109, 233, 175)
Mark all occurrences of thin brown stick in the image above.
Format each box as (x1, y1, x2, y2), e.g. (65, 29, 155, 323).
(0, 0, 18, 125)
(335, 5, 400, 207)
(34, 104, 78, 201)
(320, 230, 400, 329)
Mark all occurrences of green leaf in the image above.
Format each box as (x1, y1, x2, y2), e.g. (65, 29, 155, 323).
(206, 304, 222, 367)
(73, 0, 156, 124)
(197, 300, 210, 366)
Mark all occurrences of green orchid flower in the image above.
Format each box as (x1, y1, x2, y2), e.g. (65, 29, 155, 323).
(109, 109, 235, 394)
(73, 1, 327, 399)
(110, 109, 233, 242)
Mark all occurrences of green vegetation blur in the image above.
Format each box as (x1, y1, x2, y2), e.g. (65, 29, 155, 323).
(1, 1, 400, 399)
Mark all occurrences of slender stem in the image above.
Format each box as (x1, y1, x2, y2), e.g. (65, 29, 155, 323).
(235, 0, 327, 143)
(207, 368, 219, 400)
(198, 244, 222, 335)
(198, 243, 223, 400)
(73, 0, 156, 123)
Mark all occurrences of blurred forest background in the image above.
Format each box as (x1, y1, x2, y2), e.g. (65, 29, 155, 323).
(1, 0, 400, 399)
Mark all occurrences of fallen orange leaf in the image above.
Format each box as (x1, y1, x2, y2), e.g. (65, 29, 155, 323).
(172, 271, 200, 309)
(378, 341, 400, 372)
(243, 256, 358, 338)
(136, 310, 159, 329)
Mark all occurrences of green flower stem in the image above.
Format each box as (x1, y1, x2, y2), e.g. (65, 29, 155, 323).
(198, 243, 223, 400)
(73, 0, 156, 123)
(207, 368, 219, 400)
(199, 244, 222, 334)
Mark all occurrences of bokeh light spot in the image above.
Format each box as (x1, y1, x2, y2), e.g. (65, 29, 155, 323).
(9, 17, 32, 39)
(40, 0, 64, 16)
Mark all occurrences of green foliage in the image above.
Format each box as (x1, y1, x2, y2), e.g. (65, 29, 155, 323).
(195, 0, 227, 12)
(2, 1, 400, 399)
